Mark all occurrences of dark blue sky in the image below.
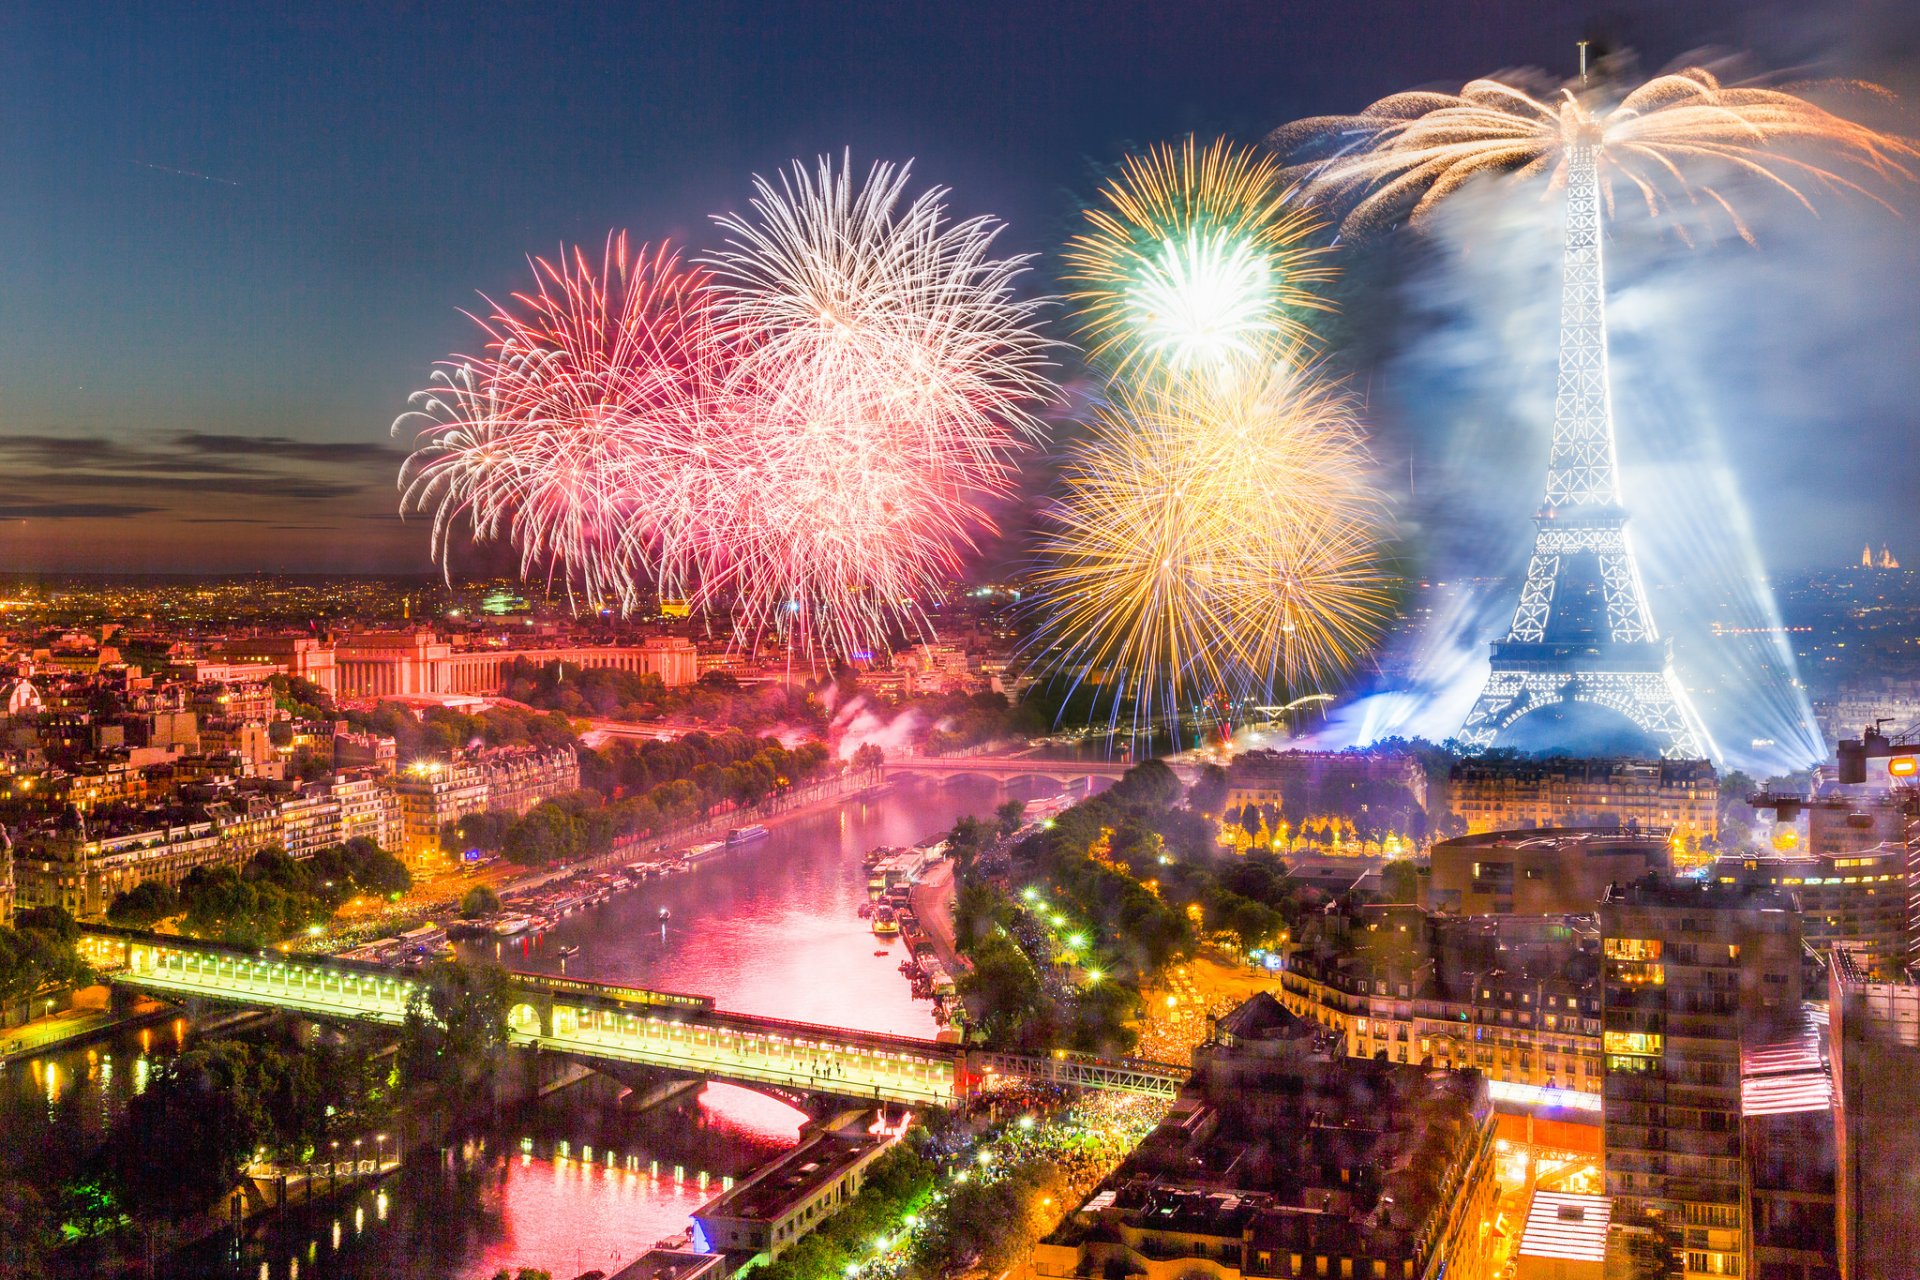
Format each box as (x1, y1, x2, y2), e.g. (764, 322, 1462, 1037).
(0, 0, 1912, 573)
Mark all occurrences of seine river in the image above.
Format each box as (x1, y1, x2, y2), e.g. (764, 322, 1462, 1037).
(0, 774, 1032, 1280)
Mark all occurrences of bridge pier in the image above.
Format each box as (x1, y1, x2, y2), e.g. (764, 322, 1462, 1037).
(108, 983, 147, 1017)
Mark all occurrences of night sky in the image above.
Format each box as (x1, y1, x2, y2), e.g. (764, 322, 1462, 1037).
(2, 0, 1915, 575)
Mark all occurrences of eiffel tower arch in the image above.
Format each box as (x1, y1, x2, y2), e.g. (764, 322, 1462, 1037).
(1458, 144, 1709, 759)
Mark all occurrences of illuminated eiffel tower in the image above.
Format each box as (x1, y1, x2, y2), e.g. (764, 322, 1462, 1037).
(1458, 143, 1708, 758)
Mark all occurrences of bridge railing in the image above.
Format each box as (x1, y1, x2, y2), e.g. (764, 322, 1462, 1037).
(968, 1050, 1190, 1098)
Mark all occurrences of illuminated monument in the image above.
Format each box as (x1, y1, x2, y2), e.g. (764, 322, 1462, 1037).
(1457, 143, 1709, 757)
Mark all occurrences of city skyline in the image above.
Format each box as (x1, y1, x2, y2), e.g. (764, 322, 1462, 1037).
(3, 0, 1917, 576)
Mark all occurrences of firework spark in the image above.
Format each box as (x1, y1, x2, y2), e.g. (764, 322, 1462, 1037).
(1271, 63, 1919, 241)
(395, 234, 725, 609)
(1027, 353, 1392, 737)
(700, 153, 1055, 657)
(1064, 138, 1332, 374)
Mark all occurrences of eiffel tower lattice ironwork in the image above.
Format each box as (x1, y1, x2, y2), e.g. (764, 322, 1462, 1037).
(1458, 143, 1709, 758)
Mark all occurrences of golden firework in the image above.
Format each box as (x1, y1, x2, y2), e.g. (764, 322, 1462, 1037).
(1028, 352, 1392, 735)
(1271, 64, 1919, 241)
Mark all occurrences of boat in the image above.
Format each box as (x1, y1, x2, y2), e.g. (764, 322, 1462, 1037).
(491, 915, 534, 937)
(727, 824, 770, 845)
(557, 944, 581, 960)
(871, 906, 900, 937)
(684, 840, 726, 862)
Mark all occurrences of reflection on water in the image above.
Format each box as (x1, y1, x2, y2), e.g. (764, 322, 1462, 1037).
(166, 776, 1020, 1279)
(463, 776, 1024, 1034)
(165, 1081, 806, 1280)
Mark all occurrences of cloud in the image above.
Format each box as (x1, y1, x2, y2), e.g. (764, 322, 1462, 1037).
(169, 432, 405, 466)
(0, 429, 394, 509)
(0, 501, 165, 519)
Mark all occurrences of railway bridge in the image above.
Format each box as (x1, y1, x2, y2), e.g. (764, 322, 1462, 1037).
(79, 926, 1188, 1106)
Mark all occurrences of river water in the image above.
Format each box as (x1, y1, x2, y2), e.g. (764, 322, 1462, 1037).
(0, 775, 1034, 1280)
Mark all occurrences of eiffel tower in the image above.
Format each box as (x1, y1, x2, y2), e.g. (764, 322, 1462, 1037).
(1458, 143, 1709, 758)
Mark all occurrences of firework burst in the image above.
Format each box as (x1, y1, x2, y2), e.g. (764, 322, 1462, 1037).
(395, 234, 725, 609)
(1064, 137, 1332, 374)
(1028, 352, 1392, 737)
(1271, 63, 1919, 241)
(700, 153, 1055, 657)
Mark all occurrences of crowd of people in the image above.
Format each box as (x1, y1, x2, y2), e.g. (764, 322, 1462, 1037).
(1132, 964, 1244, 1064)
(855, 1085, 1170, 1280)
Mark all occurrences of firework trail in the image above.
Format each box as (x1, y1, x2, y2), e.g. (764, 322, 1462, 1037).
(1028, 352, 1392, 739)
(397, 162, 1054, 662)
(700, 153, 1055, 658)
(395, 234, 726, 610)
(1270, 62, 1919, 241)
(1064, 137, 1331, 374)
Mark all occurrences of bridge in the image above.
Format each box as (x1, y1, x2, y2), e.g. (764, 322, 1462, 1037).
(886, 753, 1194, 788)
(79, 927, 1188, 1106)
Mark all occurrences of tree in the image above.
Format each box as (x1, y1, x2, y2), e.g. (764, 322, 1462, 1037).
(993, 798, 1027, 838)
(851, 742, 885, 774)
(106, 880, 180, 929)
(399, 960, 512, 1085)
(459, 885, 503, 918)
(946, 815, 993, 869)
(503, 802, 581, 866)
(105, 1042, 268, 1222)
(1380, 860, 1423, 904)
(957, 934, 1049, 1050)
(0, 1180, 53, 1280)
(1187, 762, 1229, 815)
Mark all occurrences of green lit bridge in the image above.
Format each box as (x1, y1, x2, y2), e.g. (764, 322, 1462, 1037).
(79, 927, 1187, 1106)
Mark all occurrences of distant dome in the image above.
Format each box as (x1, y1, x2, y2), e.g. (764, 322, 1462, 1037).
(3, 678, 43, 718)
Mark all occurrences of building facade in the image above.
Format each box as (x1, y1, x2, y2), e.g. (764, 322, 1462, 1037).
(1828, 951, 1920, 1280)
(1429, 827, 1670, 916)
(391, 760, 488, 864)
(1276, 909, 1605, 1097)
(1224, 747, 1431, 815)
(329, 632, 700, 699)
(1600, 879, 1803, 1280)
(0, 828, 13, 925)
(1447, 757, 1717, 849)
(693, 1116, 899, 1263)
(15, 821, 225, 917)
(1713, 845, 1908, 979)
(474, 746, 580, 817)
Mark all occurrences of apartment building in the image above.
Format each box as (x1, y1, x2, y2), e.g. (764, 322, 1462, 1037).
(1276, 909, 1605, 1097)
(1448, 757, 1717, 849)
(1599, 878, 1803, 1280)
(1429, 826, 1670, 915)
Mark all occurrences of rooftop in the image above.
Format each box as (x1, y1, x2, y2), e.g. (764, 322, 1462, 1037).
(1517, 1190, 1611, 1264)
(695, 1120, 890, 1225)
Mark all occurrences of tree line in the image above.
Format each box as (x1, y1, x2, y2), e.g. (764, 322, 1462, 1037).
(446, 731, 836, 867)
(105, 839, 412, 948)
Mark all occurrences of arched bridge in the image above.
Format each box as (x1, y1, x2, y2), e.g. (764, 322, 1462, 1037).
(885, 753, 1194, 788)
(79, 927, 1187, 1105)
